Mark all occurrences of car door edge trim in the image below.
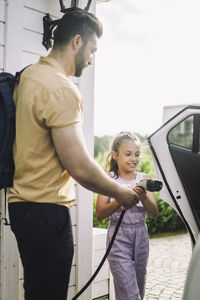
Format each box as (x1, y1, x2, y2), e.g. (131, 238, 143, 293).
(148, 143, 195, 246)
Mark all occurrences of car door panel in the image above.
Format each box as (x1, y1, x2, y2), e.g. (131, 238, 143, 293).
(169, 145, 200, 228)
(148, 106, 200, 244)
(183, 234, 200, 300)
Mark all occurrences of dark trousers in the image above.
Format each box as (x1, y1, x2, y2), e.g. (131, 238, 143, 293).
(8, 202, 74, 300)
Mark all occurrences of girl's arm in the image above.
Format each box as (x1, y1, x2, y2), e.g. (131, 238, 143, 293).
(133, 174, 158, 218)
(138, 189, 158, 218)
(96, 194, 121, 221)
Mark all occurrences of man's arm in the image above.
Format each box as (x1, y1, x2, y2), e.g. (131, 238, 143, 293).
(52, 125, 139, 209)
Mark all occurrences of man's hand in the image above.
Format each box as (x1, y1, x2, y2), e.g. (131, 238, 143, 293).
(52, 126, 141, 204)
(115, 185, 139, 209)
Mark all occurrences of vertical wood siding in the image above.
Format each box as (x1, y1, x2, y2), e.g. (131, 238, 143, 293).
(0, 0, 5, 70)
(1, 0, 96, 299)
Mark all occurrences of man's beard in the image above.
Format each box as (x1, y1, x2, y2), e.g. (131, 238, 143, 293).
(74, 45, 86, 77)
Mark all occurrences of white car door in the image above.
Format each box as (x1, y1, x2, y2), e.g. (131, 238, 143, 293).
(148, 105, 200, 300)
(148, 105, 200, 245)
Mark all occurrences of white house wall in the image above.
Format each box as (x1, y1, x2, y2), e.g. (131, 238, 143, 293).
(1, 1, 21, 300)
(1, 0, 96, 299)
(0, 0, 5, 70)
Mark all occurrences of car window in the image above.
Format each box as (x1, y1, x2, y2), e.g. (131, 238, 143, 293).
(167, 113, 200, 228)
(168, 115, 193, 150)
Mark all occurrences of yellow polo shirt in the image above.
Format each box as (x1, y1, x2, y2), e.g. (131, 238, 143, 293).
(8, 56, 83, 207)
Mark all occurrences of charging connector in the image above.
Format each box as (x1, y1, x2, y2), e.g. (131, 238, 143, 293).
(136, 179, 163, 192)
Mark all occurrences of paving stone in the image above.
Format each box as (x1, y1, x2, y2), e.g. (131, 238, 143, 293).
(144, 233, 192, 300)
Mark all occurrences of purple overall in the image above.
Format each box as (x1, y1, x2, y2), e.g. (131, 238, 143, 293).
(107, 173, 149, 300)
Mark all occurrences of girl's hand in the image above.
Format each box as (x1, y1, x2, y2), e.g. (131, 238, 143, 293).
(133, 186, 158, 218)
(132, 187, 147, 202)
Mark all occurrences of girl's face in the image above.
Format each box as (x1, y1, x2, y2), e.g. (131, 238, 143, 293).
(112, 140, 141, 174)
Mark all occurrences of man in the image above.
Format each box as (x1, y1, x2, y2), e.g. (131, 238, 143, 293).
(8, 8, 139, 300)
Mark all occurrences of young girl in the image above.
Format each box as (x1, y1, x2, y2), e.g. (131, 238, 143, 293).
(96, 131, 158, 300)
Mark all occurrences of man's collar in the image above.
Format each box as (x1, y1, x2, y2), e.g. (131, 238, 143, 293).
(39, 56, 67, 76)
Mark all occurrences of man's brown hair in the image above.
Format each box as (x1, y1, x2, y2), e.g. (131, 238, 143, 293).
(53, 8, 103, 49)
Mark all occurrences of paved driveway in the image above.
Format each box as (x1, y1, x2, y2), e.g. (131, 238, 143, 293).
(144, 233, 192, 300)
